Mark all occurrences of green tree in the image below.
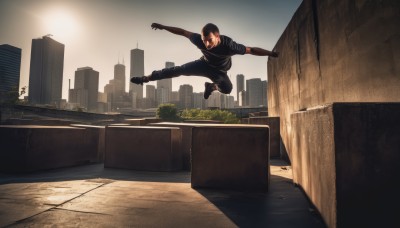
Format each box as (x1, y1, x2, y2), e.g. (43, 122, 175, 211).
(181, 109, 240, 124)
(157, 104, 181, 121)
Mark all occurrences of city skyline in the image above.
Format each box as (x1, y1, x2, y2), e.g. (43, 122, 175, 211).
(0, 0, 302, 100)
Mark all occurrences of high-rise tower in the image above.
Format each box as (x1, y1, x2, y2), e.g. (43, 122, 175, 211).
(28, 35, 64, 106)
(0, 44, 21, 102)
(130, 48, 144, 101)
(236, 74, 244, 102)
(157, 61, 174, 105)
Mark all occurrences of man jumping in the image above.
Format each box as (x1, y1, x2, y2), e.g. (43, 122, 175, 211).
(130, 23, 278, 99)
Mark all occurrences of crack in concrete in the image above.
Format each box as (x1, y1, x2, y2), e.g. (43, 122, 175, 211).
(3, 182, 111, 227)
(52, 207, 111, 216)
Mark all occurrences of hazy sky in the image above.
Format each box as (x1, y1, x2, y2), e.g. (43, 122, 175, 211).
(0, 0, 302, 100)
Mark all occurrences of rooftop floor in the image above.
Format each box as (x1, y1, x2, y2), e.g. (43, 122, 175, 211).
(0, 159, 325, 227)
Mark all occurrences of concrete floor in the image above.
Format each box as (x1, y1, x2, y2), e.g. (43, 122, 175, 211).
(0, 160, 326, 227)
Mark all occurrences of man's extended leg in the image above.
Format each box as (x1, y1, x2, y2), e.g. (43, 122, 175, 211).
(130, 59, 233, 99)
(130, 60, 208, 84)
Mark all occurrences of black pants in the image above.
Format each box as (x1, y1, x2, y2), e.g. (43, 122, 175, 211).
(149, 59, 233, 94)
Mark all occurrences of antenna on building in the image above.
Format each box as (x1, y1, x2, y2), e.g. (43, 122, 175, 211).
(137, 41, 138, 49)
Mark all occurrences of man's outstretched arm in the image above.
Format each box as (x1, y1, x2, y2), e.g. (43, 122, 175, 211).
(151, 23, 193, 38)
(245, 47, 279, 57)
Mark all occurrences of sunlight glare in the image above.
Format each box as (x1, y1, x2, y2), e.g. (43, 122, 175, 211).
(42, 9, 79, 42)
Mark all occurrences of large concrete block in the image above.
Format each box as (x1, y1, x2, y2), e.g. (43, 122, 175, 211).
(149, 122, 194, 171)
(70, 124, 105, 163)
(0, 125, 90, 173)
(191, 124, 269, 192)
(105, 126, 182, 171)
(248, 117, 280, 158)
(291, 103, 400, 228)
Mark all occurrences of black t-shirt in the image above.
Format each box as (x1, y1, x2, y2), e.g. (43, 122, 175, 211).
(189, 33, 246, 71)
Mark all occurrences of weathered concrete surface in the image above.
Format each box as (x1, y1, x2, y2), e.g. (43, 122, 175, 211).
(191, 124, 270, 192)
(0, 125, 91, 173)
(123, 118, 145, 126)
(248, 117, 281, 158)
(0, 160, 325, 227)
(70, 124, 105, 163)
(149, 122, 194, 171)
(291, 103, 400, 228)
(267, 0, 400, 161)
(105, 126, 182, 171)
(2, 118, 81, 126)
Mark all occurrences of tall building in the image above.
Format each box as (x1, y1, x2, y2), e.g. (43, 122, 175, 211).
(238, 90, 247, 107)
(193, 92, 205, 109)
(0, 44, 21, 102)
(130, 48, 144, 107)
(157, 62, 174, 105)
(69, 67, 99, 112)
(28, 35, 64, 106)
(236, 74, 244, 102)
(178, 84, 193, 109)
(146, 84, 156, 108)
(114, 63, 126, 99)
(207, 92, 222, 108)
(246, 78, 263, 107)
(262, 80, 268, 107)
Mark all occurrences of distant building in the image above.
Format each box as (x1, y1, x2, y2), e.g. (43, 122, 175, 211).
(193, 92, 205, 109)
(179, 84, 193, 109)
(236, 74, 244, 103)
(69, 67, 99, 112)
(0, 44, 21, 102)
(207, 92, 221, 108)
(226, 95, 235, 109)
(238, 90, 247, 107)
(262, 80, 268, 107)
(114, 63, 126, 99)
(157, 62, 174, 105)
(130, 48, 144, 107)
(28, 36, 64, 106)
(146, 84, 156, 108)
(246, 78, 263, 107)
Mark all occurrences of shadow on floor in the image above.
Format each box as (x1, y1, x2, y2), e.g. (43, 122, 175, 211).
(194, 174, 326, 228)
(0, 163, 191, 185)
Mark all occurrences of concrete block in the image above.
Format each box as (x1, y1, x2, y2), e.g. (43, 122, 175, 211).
(70, 124, 105, 163)
(0, 125, 90, 173)
(183, 120, 223, 124)
(149, 122, 190, 171)
(291, 103, 400, 228)
(105, 126, 182, 171)
(248, 117, 280, 158)
(123, 119, 145, 126)
(191, 124, 269, 192)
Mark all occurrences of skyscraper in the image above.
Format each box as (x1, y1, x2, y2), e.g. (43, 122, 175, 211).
(146, 84, 156, 108)
(130, 48, 144, 106)
(28, 35, 64, 106)
(114, 63, 126, 99)
(0, 44, 21, 102)
(69, 67, 99, 112)
(179, 84, 193, 109)
(262, 80, 268, 107)
(236, 74, 244, 102)
(157, 62, 174, 105)
(246, 78, 263, 107)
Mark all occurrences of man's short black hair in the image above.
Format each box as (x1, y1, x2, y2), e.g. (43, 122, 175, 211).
(202, 23, 219, 36)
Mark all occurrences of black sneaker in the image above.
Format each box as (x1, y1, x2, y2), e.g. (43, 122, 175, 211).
(204, 82, 215, 99)
(130, 76, 148, 85)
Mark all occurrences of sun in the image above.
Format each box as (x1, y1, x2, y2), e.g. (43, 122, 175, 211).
(42, 9, 79, 42)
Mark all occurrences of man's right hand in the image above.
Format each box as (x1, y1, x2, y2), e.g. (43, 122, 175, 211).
(151, 23, 164, 30)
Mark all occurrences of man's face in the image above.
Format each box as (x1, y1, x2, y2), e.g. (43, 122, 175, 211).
(202, 32, 220, 50)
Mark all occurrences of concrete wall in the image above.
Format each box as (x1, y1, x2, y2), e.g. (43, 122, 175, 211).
(248, 117, 281, 159)
(268, 1, 400, 227)
(268, 0, 400, 160)
(0, 125, 90, 172)
(291, 103, 400, 227)
(191, 124, 269, 192)
(105, 126, 182, 171)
